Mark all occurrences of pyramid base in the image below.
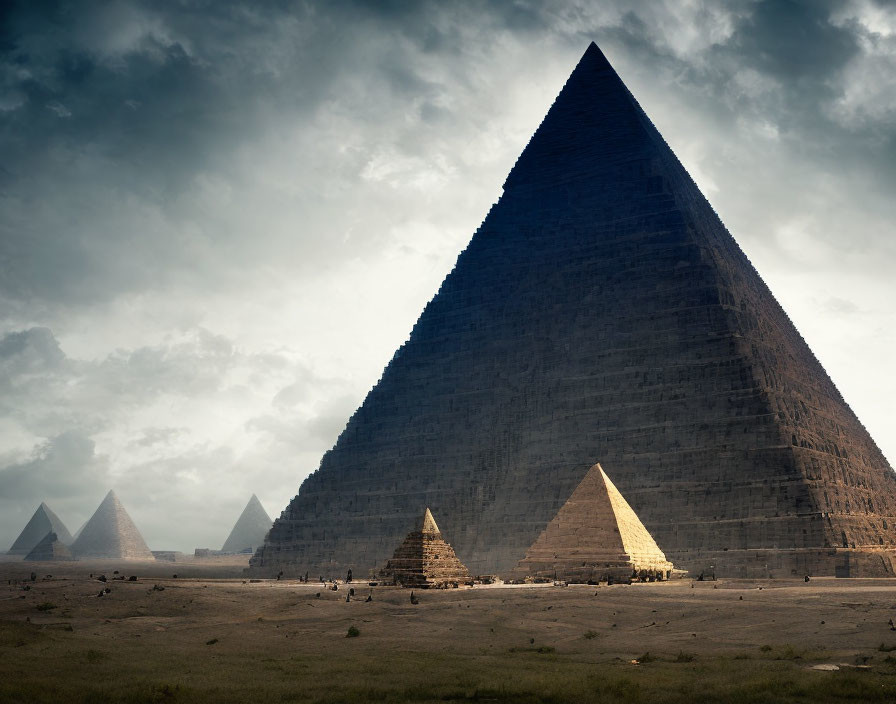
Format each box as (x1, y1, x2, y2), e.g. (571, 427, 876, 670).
(378, 569, 471, 589)
(378, 556, 472, 588)
(672, 548, 896, 578)
(505, 555, 674, 584)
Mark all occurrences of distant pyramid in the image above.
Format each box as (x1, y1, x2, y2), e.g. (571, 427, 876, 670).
(508, 464, 673, 582)
(7, 503, 73, 555)
(24, 532, 75, 562)
(252, 42, 896, 578)
(379, 508, 471, 587)
(221, 495, 272, 553)
(70, 491, 154, 560)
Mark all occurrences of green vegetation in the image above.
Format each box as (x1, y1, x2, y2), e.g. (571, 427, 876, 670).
(582, 630, 598, 640)
(1, 648, 895, 703)
(346, 626, 360, 638)
(35, 602, 57, 611)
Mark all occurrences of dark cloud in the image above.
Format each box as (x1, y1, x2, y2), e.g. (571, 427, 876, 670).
(732, 0, 860, 82)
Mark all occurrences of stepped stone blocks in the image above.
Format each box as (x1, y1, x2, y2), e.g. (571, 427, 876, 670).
(7, 503, 73, 555)
(24, 532, 75, 562)
(507, 464, 673, 582)
(71, 490, 154, 560)
(251, 42, 896, 579)
(221, 494, 273, 553)
(379, 508, 471, 587)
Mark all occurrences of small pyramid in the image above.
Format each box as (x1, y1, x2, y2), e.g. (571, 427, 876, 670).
(24, 532, 75, 562)
(70, 490, 154, 560)
(379, 508, 471, 588)
(221, 494, 273, 553)
(7, 502, 74, 555)
(508, 464, 674, 583)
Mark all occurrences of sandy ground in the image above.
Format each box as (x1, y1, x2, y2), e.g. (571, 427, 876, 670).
(3, 561, 896, 702)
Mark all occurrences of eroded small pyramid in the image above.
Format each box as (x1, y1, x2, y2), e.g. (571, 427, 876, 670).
(221, 494, 273, 553)
(379, 508, 471, 587)
(420, 507, 440, 534)
(7, 502, 73, 555)
(508, 463, 674, 582)
(24, 532, 75, 562)
(71, 490, 154, 560)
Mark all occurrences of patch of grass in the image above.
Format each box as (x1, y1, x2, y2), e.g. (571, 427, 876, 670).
(636, 652, 655, 663)
(759, 644, 773, 652)
(346, 626, 360, 638)
(35, 602, 57, 612)
(84, 650, 108, 664)
(0, 619, 44, 648)
(774, 645, 802, 661)
(878, 643, 896, 652)
(205, 638, 218, 646)
(674, 652, 695, 663)
(582, 630, 598, 640)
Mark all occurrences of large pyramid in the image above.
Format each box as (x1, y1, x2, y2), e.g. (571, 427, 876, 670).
(71, 491, 154, 560)
(7, 502, 73, 555)
(507, 464, 673, 582)
(379, 508, 471, 587)
(24, 532, 75, 562)
(221, 494, 273, 553)
(252, 42, 896, 578)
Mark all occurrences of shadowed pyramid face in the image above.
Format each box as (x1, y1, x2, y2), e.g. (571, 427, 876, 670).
(7, 502, 73, 555)
(251, 43, 896, 579)
(221, 495, 273, 553)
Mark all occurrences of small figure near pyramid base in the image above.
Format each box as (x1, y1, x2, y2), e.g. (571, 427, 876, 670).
(378, 508, 472, 589)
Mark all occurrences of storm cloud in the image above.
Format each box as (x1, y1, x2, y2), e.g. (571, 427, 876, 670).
(1, 0, 894, 550)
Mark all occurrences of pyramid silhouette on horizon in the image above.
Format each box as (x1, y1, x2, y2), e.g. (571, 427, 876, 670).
(71, 490, 154, 560)
(252, 42, 896, 578)
(24, 531, 75, 562)
(7, 502, 73, 555)
(379, 508, 471, 587)
(221, 494, 272, 553)
(508, 463, 673, 582)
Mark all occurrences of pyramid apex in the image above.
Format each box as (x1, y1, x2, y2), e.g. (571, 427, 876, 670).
(579, 40, 613, 72)
(421, 507, 440, 534)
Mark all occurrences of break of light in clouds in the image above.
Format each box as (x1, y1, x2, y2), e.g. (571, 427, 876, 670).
(1, 0, 895, 551)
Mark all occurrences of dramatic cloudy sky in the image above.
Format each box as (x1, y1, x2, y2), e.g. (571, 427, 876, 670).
(2, 0, 895, 551)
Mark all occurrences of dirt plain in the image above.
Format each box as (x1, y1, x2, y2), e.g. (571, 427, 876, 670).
(3, 558, 896, 703)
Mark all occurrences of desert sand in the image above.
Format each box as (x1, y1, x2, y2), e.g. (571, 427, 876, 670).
(3, 560, 896, 702)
